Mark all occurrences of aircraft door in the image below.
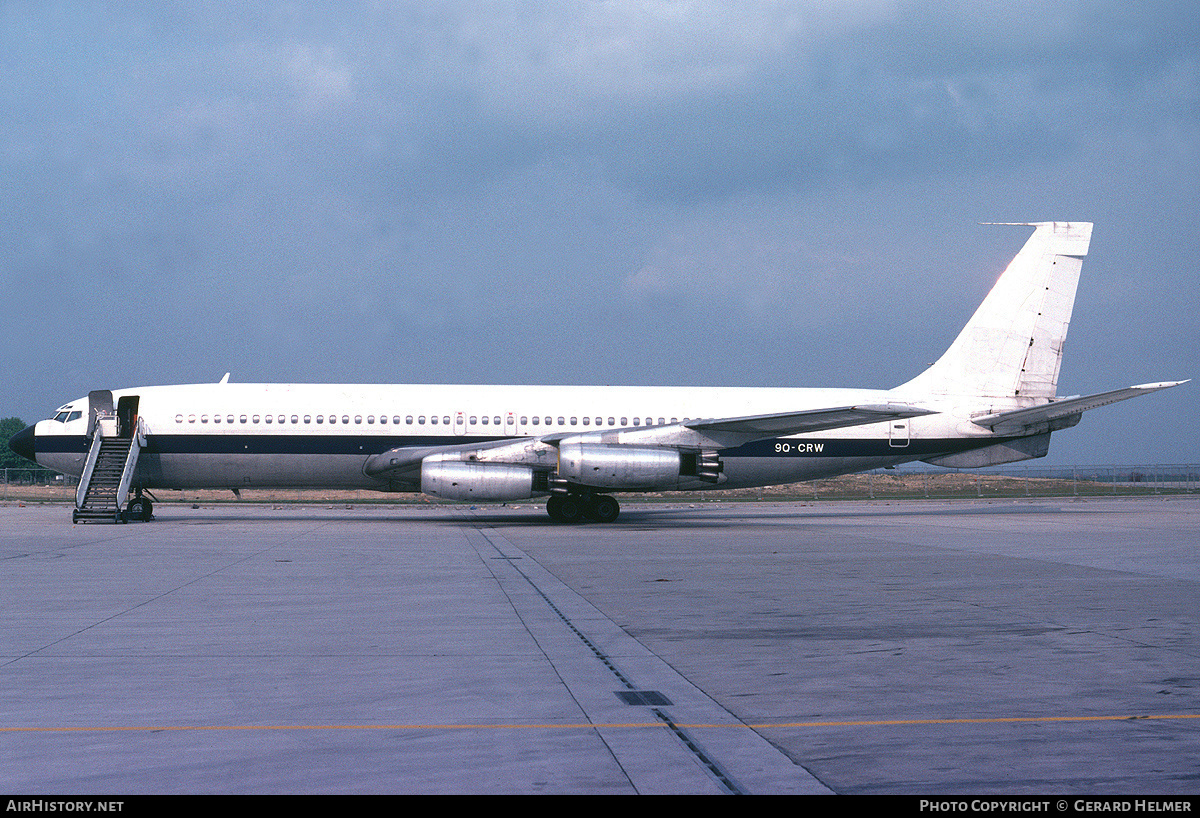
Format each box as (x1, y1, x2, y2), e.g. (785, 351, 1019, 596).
(117, 396, 140, 438)
(889, 419, 910, 448)
(87, 390, 113, 439)
(504, 412, 517, 436)
(454, 412, 466, 436)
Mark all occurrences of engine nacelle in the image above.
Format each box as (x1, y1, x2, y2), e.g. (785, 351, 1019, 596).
(420, 457, 543, 501)
(558, 443, 682, 489)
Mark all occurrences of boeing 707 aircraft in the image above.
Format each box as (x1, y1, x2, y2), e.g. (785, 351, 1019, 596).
(8, 222, 1185, 523)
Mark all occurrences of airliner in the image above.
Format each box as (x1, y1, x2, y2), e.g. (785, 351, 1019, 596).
(8, 222, 1185, 523)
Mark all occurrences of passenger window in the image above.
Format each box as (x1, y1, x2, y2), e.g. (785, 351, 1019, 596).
(265, 416, 272, 424)
(240, 415, 247, 423)
(632, 417, 640, 426)
(442, 416, 450, 424)
(367, 416, 374, 424)
(252, 415, 260, 423)
(607, 417, 615, 426)
(557, 417, 564, 426)
(303, 415, 311, 423)
(481, 416, 489, 425)
(175, 414, 183, 423)
(200, 415, 208, 423)
(582, 417, 590, 425)
(355, 416, 363, 424)
(213, 415, 221, 424)
(494, 416, 501, 425)
(291, 415, 299, 424)
(620, 417, 627, 425)
(316, 415, 323, 424)
(406, 416, 413, 425)
(379, 416, 386, 425)
(418, 416, 425, 424)
(431, 416, 438, 425)
(531, 416, 539, 425)
(342, 416, 350, 424)
(658, 418, 665, 425)
(470, 416, 477, 425)
(520, 416, 527, 425)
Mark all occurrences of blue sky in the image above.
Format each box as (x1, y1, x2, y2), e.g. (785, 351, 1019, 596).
(3, 1, 1197, 465)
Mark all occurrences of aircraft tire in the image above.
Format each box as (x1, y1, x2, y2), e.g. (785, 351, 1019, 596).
(546, 494, 584, 523)
(127, 497, 153, 522)
(585, 495, 620, 523)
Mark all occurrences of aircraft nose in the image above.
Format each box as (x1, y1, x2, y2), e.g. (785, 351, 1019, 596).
(9, 424, 36, 464)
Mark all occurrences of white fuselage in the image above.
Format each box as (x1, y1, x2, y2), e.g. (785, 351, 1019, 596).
(31, 381, 999, 493)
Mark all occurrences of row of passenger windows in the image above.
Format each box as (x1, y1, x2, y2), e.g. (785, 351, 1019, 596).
(173, 413, 683, 427)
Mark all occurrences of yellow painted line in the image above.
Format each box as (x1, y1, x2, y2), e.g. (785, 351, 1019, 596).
(3, 713, 1198, 733)
(749, 713, 1200, 728)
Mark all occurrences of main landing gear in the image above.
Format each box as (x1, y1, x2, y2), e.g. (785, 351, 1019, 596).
(546, 492, 620, 524)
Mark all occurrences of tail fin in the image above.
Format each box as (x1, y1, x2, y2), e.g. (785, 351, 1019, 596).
(899, 222, 1092, 399)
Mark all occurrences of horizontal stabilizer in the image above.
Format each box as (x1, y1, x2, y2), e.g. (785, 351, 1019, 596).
(687, 404, 936, 437)
(973, 381, 1188, 434)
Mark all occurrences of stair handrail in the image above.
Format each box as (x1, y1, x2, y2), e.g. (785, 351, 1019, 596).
(76, 421, 106, 510)
(114, 427, 142, 516)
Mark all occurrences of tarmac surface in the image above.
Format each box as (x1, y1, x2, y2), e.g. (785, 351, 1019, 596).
(2, 496, 1198, 794)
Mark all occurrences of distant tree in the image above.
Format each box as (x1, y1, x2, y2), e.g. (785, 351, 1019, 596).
(1, 417, 32, 468)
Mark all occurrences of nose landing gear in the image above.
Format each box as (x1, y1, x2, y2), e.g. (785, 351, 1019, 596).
(123, 491, 154, 522)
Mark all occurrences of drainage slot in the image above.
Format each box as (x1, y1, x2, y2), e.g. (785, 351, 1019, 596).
(615, 690, 673, 707)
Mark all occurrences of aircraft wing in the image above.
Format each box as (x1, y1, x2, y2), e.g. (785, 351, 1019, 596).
(685, 404, 936, 437)
(364, 402, 936, 481)
(973, 381, 1188, 434)
(363, 437, 536, 480)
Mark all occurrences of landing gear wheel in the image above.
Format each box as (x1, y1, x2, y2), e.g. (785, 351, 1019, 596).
(126, 496, 153, 522)
(585, 495, 620, 523)
(546, 494, 584, 523)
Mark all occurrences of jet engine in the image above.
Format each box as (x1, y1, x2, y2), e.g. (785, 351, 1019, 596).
(420, 457, 545, 501)
(557, 443, 721, 489)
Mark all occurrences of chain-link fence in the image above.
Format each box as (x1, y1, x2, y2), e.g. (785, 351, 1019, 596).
(3, 464, 1197, 504)
(793, 464, 1200, 501)
(2, 468, 76, 501)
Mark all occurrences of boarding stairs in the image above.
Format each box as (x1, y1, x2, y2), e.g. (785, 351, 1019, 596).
(73, 415, 143, 524)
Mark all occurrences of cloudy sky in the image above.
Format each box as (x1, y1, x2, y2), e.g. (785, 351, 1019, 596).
(3, 1, 1197, 465)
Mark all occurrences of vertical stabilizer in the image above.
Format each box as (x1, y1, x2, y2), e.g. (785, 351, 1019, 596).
(899, 222, 1092, 399)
